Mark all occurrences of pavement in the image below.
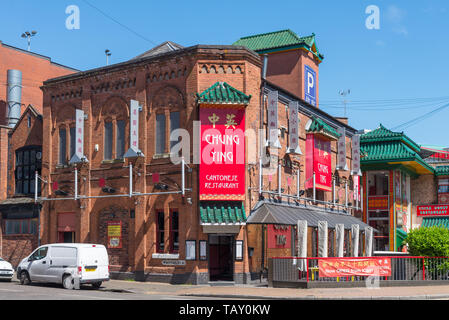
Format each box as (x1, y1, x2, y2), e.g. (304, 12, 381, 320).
(99, 279, 449, 300)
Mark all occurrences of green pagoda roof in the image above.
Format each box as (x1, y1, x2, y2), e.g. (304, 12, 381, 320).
(361, 124, 421, 153)
(361, 141, 422, 162)
(361, 124, 434, 175)
(306, 116, 341, 140)
(435, 166, 449, 176)
(196, 82, 251, 105)
(233, 29, 324, 61)
(200, 202, 247, 224)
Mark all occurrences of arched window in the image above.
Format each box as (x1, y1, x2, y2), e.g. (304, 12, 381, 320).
(151, 86, 184, 156)
(100, 98, 129, 161)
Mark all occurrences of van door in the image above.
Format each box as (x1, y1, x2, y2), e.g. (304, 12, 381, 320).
(28, 246, 50, 282)
(47, 246, 77, 283)
(79, 246, 109, 281)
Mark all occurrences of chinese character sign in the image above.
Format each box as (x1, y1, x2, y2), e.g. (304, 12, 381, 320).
(417, 205, 449, 217)
(352, 134, 361, 175)
(306, 134, 332, 191)
(130, 100, 140, 152)
(75, 109, 84, 159)
(319, 258, 392, 278)
(288, 101, 301, 154)
(267, 90, 280, 148)
(337, 127, 347, 171)
(200, 107, 245, 199)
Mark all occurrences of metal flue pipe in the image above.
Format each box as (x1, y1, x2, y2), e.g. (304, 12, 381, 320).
(7, 69, 22, 128)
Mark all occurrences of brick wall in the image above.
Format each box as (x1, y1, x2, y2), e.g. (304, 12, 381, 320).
(0, 41, 76, 125)
(265, 49, 320, 107)
(0, 126, 10, 200)
(6, 107, 43, 197)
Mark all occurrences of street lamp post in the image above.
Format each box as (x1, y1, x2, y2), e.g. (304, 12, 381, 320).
(21, 31, 37, 52)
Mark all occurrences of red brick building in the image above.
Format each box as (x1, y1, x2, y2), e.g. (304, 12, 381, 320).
(0, 41, 76, 264)
(0, 41, 77, 124)
(36, 30, 370, 284)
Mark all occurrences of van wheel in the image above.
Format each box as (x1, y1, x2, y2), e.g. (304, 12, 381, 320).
(19, 271, 31, 285)
(92, 282, 102, 289)
(62, 274, 75, 290)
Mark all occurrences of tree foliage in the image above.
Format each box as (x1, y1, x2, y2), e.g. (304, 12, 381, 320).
(405, 226, 449, 257)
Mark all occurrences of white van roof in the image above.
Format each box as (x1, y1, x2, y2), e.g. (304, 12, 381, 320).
(43, 243, 106, 249)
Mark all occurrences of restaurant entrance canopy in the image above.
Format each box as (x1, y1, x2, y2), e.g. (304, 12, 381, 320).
(247, 201, 371, 230)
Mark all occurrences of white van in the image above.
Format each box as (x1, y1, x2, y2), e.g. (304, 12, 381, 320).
(17, 243, 109, 290)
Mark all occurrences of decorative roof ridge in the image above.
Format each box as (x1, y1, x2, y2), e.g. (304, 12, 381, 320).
(306, 116, 342, 139)
(237, 29, 296, 40)
(361, 123, 421, 153)
(196, 81, 252, 105)
(435, 166, 449, 176)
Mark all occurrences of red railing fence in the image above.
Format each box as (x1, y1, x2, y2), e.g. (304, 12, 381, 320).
(271, 256, 449, 283)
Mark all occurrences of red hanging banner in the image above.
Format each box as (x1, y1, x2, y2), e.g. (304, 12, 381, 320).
(306, 134, 332, 191)
(199, 107, 246, 200)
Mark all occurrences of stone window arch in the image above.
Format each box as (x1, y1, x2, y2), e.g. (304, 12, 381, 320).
(99, 97, 129, 161)
(150, 86, 184, 156)
(53, 104, 78, 167)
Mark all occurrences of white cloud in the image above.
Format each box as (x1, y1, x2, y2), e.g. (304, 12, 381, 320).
(385, 5, 408, 36)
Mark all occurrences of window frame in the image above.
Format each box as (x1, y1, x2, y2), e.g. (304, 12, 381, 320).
(4, 219, 37, 235)
(15, 146, 42, 196)
(155, 113, 166, 155)
(103, 116, 128, 162)
(156, 210, 165, 253)
(169, 210, 179, 254)
(58, 127, 67, 165)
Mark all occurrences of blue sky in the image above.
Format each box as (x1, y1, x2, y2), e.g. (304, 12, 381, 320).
(2, 0, 449, 146)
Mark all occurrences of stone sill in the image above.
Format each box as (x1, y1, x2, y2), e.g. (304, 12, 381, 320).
(101, 159, 126, 165)
(151, 253, 180, 260)
(153, 153, 171, 160)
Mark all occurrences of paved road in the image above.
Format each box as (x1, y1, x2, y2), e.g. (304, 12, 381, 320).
(0, 279, 233, 300)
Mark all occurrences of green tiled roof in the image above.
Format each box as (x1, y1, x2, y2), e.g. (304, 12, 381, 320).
(361, 124, 421, 153)
(361, 141, 418, 162)
(200, 202, 247, 224)
(196, 82, 251, 105)
(361, 140, 435, 174)
(436, 166, 449, 176)
(360, 124, 435, 175)
(422, 217, 449, 229)
(306, 116, 341, 139)
(233, 29, 324, 61)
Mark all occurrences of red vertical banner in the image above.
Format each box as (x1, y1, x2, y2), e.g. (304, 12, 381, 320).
(199, 107, 246, 200)
(306, 134, 332, 191)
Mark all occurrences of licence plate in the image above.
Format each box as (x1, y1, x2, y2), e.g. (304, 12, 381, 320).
(85, 267, 97, 272)
(0, 271, 9, 274)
